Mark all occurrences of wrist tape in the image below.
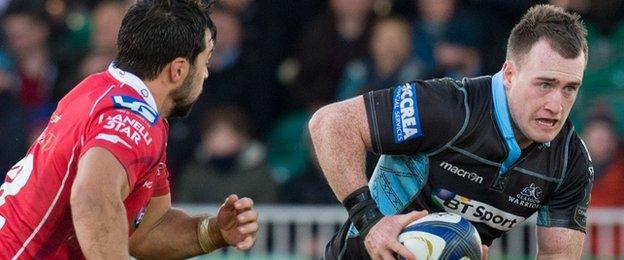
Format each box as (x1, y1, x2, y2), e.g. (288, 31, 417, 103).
(197, 216, 219, 253)
(343, 186, 384, 238)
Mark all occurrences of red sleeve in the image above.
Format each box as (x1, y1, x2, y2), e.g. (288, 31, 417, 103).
(152, 155, 170, 197)
(80, 109, 157, 189)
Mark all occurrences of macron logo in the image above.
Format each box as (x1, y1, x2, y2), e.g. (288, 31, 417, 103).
(392, 83, 422, 143)
(439, 161, 484, 184)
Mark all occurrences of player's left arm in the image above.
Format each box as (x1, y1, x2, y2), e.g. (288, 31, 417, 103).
(535, 137, 593, 259)
(536, 227, 585, 259)
(129, 193, 258, 259)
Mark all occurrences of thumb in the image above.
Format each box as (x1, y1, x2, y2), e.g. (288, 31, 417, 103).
(218, 194, 240, 229)
(222, 194, 239, 208)
(399, 210, 428, 226)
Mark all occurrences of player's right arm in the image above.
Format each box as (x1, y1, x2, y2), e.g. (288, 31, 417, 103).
(71, 147, 130, 259)
(309, 96, 424, 260)
(308, 96, 370, 202)
(309, 80, 466, 259)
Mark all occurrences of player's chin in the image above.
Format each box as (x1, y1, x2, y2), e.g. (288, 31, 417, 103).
(527, 131, 557, 144)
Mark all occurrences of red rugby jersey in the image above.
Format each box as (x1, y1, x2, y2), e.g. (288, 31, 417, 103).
(0, 64, 170, 259)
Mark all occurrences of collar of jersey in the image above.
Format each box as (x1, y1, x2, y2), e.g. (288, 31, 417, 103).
(492, 71, 551, 176)
(107, 62, 159, 113)
(492, 71, 522, 176)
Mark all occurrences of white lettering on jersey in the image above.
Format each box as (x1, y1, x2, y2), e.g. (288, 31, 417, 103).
(96, 133, 132, 149)
(392, 83, 422, 143)
(399, 85, 419, 139)
(439, 161, 484, 184)
(102, 114, 153, 146)
(433, 193, 526, 231)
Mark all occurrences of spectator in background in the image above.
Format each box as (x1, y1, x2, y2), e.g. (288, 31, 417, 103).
(337, 16, 424, 100)
(175, 106, 277, 203)
(582, 103, 624, 257)
(90, 0, 128, 52)
(2, 1, 62, 140)
(2, 2, 58, 116)
(410, 0, 483, 79)
(288, 0, 375, 110)
(67, 0, 128, 82)
(0, 50, 28, 178)
(583, 106, 624, 207)
(561, 0, 624, 131)
(167, 7, 252, 175)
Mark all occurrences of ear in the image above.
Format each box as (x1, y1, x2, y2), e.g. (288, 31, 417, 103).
(168, 57, 190, 84)
(502, 61, 515, 91)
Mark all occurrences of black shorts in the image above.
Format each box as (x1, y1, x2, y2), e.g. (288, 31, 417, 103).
(324, 220, 371, 260)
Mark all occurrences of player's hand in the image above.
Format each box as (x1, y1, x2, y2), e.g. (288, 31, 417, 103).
(363, 210, 428, 260)
(215, 194, 258, 250)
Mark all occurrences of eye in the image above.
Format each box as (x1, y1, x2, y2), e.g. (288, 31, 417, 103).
(564, 85, 578, 92)
(539, 82, 552, 89)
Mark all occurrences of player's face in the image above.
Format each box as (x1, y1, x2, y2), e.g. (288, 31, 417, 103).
(504, 38, 585, 147)
(169, 30, 214, 118)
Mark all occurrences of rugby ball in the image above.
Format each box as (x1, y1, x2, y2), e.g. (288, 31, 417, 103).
(398, 212, 482, 260)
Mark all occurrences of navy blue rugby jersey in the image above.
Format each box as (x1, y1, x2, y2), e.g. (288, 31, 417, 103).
(361, 72, 594, 246)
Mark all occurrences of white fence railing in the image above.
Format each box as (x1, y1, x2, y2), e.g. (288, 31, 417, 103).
(176, 204, 624, 259)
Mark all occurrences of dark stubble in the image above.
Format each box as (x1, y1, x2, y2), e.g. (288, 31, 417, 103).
(169, 67, 200, 118)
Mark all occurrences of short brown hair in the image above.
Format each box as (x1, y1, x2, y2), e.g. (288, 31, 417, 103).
(506, 4, 587, 65)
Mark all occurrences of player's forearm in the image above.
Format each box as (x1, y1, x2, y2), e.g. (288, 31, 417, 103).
(129, 208, 223, 259)
(309, 97, 371, 202)
(71, 190, 129, 259)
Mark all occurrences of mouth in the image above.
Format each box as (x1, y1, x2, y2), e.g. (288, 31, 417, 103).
(535, 118, 558, 129)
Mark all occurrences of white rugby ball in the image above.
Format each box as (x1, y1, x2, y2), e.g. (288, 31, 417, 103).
(398, 212, 482, 260)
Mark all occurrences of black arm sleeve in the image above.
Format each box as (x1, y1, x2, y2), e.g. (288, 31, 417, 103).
(363, 78, 467, 155)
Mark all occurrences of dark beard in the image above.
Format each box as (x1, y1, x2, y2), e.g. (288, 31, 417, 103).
(168, 71, 198, 118)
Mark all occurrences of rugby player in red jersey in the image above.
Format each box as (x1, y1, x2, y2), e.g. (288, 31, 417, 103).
(0, 0, 258, 258)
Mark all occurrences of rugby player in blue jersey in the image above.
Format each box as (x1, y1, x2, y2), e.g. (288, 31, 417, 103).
(311, 4, 592, 260)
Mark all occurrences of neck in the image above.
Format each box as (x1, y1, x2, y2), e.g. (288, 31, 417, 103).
(512, 124, 533, 149)
(144, 78, 173, 118)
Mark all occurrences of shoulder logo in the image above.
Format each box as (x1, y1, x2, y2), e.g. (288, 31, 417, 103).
(392, 83, 422, 143)
(508, 183, 542, 209)
(112, 95, 159, 125)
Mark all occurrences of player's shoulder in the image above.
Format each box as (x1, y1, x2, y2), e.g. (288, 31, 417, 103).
(418, 77, 465, 91)
(557, 121, 593, 179)
(79, 71, 160, 127)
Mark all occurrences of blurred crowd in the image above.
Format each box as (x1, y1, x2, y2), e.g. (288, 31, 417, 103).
(0, 0, 623, 211)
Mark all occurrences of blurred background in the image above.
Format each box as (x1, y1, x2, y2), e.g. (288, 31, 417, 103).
(0, 0, 623, 258)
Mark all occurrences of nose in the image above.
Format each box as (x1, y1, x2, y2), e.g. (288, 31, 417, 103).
(543, 91, 563, 115)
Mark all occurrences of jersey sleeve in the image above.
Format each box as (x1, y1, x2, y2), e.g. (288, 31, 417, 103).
(152, 155, 170, 197)
(363, 79, 467, 154)
(80, 108, 158, 189)
(537, 139, 593, 232)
